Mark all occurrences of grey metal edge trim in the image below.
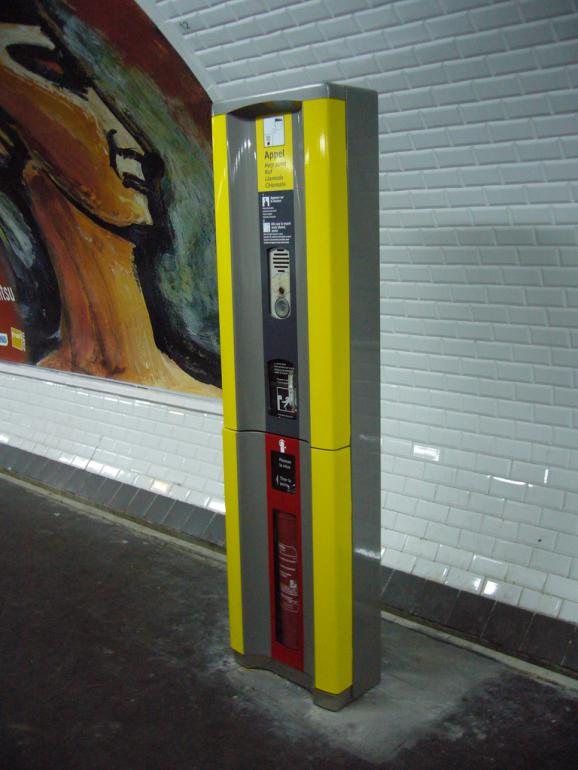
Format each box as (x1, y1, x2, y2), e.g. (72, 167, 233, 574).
(212, 82, 349, 116)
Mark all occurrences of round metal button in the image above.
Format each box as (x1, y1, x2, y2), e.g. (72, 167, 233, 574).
(275, 296, 290, 319)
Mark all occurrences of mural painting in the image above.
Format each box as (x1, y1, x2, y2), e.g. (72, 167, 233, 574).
(0, 0, 220, 396)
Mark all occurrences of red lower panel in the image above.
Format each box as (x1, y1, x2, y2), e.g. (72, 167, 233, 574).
(265, 433, 303, 671)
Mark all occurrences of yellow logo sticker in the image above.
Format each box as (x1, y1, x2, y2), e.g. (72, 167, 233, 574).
(257, 114, 293, 192)
(11, 327, 25, 351)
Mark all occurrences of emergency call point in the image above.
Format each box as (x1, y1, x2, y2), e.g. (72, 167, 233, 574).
(212, 83, 380, 710)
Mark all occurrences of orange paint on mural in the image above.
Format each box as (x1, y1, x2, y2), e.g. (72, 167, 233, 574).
(0, 4, 219, 394)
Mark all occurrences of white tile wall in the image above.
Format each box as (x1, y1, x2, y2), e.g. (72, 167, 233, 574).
(6, 0, 578, 623)
(0, 365, 225, 511)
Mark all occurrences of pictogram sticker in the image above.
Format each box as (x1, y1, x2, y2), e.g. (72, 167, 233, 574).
(257, 114, 293, 192)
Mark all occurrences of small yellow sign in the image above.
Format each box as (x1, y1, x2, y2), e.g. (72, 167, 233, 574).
(11, 327, 25, 351)
(257, 114, 293, 192)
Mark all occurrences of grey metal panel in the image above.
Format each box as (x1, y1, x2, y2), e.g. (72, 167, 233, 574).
(227, 116, 266, 433)
(229, 107, 309, 440)
(213, 82, 349, 117)
(259, 191, 301, 438)
(293, 110, 311, 445)
(234, 652, 311, 690)
(236, 430, 271, 655)
(313, 686, 353, 712)
(345, 87, 382, 696)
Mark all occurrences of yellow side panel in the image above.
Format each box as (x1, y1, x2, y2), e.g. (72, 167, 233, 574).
(311, 446, 352, 694)
(303, 99, 350, 450)
(211, 114, 237, 431)
(222, 427, 244, 653)
(256, 113, 294, 192)
(213, 117, 242, 651)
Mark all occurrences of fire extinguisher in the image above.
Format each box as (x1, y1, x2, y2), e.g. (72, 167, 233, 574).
(275, 510, 300, 649)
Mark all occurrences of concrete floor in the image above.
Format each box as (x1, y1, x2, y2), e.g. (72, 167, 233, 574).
(0, 474, 576, 770)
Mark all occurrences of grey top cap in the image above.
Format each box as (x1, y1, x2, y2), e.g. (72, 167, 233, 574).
(212, 82, 365, 117)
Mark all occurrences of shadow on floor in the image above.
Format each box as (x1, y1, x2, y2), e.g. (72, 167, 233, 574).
(0, 474, 576, 770)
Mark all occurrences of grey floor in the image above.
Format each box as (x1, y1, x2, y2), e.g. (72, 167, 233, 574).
(0, 473, 576, 770)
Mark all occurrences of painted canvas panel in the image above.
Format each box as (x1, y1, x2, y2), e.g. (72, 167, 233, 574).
(0, 0, 220, 396)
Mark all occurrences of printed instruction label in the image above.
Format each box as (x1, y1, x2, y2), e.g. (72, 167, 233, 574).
(268, 360, 297, 419)
(257, 114, 293, 192)
(271, 451, 296, 494)
(259, 191, 294, 247)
